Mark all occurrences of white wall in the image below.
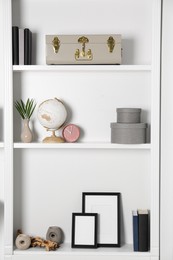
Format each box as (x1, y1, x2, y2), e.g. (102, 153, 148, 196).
(0, 0, 4, 258)
(161, 0, 173, 259)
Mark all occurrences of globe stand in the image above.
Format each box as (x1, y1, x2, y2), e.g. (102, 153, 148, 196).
(43, 130, 65, 143)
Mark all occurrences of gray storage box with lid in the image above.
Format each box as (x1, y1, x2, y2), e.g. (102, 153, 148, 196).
(117, 108, 141, 123)
(110, 123, 147, 144)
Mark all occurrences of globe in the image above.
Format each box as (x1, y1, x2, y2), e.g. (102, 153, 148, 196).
(37, 98, 67, 143)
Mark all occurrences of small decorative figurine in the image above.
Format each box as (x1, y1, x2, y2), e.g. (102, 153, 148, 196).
(15, 233, 31, 250)
(46, 226, 63, 244)
(62, 124, 80, 142)
(15, 229, 59, 251)
(31, 236, 59, 251)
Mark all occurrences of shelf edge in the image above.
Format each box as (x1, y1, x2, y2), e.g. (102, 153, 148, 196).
(13, 243, 155, 256)
(13, 142, 151, 149)
(13, 65, 152, 72)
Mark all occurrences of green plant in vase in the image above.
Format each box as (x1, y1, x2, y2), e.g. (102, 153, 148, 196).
(14, 98, 36, 143)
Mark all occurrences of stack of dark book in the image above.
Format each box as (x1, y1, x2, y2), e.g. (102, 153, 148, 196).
(12, 26, 32, 65)
(132, 209, 149, 252)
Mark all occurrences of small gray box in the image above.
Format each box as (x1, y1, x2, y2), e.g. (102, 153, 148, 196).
(116, 108, 141, 123)
(110, 123, 147, 144)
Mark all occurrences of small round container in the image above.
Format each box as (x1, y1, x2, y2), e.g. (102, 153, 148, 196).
(110, 122, 147, 144)
(116, 108, 141, 123)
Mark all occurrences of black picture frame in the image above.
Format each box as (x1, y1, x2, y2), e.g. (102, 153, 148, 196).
(71, 213, 98, 248)
(82, 192, 120, 247)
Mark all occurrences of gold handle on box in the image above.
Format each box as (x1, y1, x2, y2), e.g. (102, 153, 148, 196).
(52, 36, 60, 53)
(107, 36, 115, 53)
(75, 36, 93, 61)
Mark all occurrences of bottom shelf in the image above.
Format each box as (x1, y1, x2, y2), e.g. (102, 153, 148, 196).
(12, 243, 157, 260)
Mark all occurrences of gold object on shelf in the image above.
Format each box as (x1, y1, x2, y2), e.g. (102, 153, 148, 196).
(107, 36, 115, 53)
(52, 36, 60, 53)
(75, 36, 93, 60)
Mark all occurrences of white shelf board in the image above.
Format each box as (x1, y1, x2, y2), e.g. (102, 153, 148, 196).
(13, 243, 152, 256)
(13, 65, 152, 72)
(13, 142, 151, 149)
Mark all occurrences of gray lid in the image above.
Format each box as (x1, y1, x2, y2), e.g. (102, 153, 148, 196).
(110, 123, 147, 128)
(116, 108, 141, 113)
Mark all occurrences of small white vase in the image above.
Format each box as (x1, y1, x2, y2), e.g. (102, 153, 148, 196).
(21, 119, 32, 143)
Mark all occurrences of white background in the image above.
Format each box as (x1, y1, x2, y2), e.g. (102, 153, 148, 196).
(0, 0, 173, 259)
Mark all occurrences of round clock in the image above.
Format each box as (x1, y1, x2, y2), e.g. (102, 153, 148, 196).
(62, 124, 80, 143)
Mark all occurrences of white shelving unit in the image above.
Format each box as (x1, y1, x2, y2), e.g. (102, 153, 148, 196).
(3, 0, 161, 259)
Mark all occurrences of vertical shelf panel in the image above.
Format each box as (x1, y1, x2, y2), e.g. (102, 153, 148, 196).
(3, 0, 13, 256)
(0, 2, 4, 259)
(150, 0, 161, 254)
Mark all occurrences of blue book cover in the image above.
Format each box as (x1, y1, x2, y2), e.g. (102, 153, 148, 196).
(132, 210, 139, 251)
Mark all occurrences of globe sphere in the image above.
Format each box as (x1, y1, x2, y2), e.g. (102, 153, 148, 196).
(37, 98, 67, 130)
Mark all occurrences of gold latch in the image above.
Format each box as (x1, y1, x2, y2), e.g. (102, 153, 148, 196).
(52, 36, 60, 54)
(75, 36, 93, 61)
(107, 36, 115, 53)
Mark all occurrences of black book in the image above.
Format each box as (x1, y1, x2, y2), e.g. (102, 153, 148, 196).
(138, 209, 149, 252)
(24, 28, 32, 65)
(12, 26, 19, 65)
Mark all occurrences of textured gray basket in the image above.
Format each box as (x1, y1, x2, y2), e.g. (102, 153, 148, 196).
(110, 123, 147, 144)
(116, 108, 141, 123)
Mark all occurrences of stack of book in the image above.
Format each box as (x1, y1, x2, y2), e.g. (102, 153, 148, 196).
(12, 26, 32, 65)
(132, 209, 149, 252)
